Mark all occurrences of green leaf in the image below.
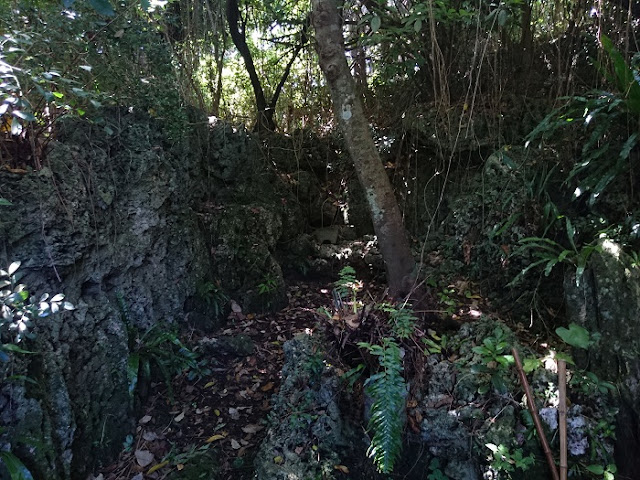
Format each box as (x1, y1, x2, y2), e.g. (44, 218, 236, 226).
(0, 451, 34, 480)
(2, 344, 35, 355)
(522, 357, 540, 373)
(414, 18, 422, 32)
(8, 261, 20, 276)
(491, 375, 508, 394)
(12, 110, 35, 122)
(0, 199, 12, 206)
(556, 323, 592, 349)
(88, 0, 115, 16)
(586, 464, 605, 475)
(370, 16, 381, 33)
(620, 133, 638, 160)
(140, 0, 151, 11)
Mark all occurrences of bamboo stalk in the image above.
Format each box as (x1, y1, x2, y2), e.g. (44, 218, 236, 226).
(512, 347, 560, 480)
(558, 359, 567, 480)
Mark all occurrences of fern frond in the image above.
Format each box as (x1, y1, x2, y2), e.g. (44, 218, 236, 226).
(361, 338, 406, 473)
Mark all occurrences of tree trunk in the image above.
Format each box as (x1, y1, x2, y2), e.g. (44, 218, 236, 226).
(226, 0, 308, 132)
(226, 0, 275, 131)
(311, 0, 416, 297)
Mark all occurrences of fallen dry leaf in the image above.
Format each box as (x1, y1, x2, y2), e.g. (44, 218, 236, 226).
(139, 415, 152, 424)
(230, 439, 241, 450)
(142, 431, 158, 441)
(241, 424, 264, 434)
(147, 460, 169, 474)
(334, 465, 350, 474)
(174, 412, 185, 422)
(134, 449, 154, 468)
(261, 382, 274, 392)
(206, 434, 227, 443)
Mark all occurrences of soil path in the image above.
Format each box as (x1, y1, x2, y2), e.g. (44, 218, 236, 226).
(97, 281, 334, 480)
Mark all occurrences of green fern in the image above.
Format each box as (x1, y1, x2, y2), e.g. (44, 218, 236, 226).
(378, 302, 417, 339)
(334, 265, 359, 300)
(359, 338, 406, 473)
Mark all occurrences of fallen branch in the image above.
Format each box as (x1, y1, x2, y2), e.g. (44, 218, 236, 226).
(512, 347, 560, 480)
(558, 359, 567, 480)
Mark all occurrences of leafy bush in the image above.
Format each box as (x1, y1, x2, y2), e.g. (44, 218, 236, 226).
(526, 35, 640, 206)
(0, 438, 33, 480)
(126, 322, 209, 403)
(196, 280, 228, 319)
(0, 261, 74, 361)
(0, 261, 73, 480)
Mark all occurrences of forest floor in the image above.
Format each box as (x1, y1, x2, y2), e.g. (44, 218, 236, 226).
(93, 274, 499, 480)
(95, 281, 338, 480)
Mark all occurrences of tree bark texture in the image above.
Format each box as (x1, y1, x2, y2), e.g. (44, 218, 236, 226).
(311, 0, 416, 297)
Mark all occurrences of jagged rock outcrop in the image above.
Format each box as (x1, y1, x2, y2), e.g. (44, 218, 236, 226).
(254, 335, 347, 480)
(0, 112, 310, 479)
(0, 111, 210, 479)
(564, 239, 640, 478)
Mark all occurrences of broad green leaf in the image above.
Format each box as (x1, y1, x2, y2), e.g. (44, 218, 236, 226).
(0, 199, 13, 206)
(370, 16, 381, 32)
(8, 261, 20, 276)
(497, 9, 508, 26)
(556, 323, 591, 349)
(522, 357, 540, 373)
(12, 110, 35, 121)
(586, 465, 605, 475)
(414, 18, 422, 32)
(0, 451, 34, 480)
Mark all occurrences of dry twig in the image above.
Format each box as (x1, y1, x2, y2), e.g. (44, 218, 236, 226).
(512, 347, 560, 480)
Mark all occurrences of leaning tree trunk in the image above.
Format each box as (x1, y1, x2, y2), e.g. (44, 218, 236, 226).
(311, 0, 416, 297)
